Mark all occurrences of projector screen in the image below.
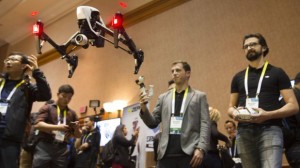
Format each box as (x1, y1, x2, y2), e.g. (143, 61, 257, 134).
(96, 118, 121, 146)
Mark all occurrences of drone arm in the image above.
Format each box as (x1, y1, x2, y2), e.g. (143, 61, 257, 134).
(95, 21, 129, 48)
(40, 32, 67, 56)
(96, 21, 144, 74)
(118, 28, 144, 74)
(39, 32, 78, 78)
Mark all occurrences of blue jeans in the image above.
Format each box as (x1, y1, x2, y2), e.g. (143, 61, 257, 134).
(236, 125, 283, 168)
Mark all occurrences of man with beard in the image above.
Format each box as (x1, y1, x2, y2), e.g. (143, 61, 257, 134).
(227, 33, 299, 168)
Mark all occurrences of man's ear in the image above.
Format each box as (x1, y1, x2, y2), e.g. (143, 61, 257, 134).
(186, 71, 191, 77)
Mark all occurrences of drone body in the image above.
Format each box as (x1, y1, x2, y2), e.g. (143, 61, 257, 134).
(33, 6, 144, 78)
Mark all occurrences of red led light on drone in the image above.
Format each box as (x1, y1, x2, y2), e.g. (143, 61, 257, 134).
(111, 12, 123, 29)
(33, 24, 39, 34)
(33, 21, 43, 36)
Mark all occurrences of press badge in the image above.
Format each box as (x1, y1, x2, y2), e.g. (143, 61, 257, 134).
(233, 157, 242, 164)
(170, 116, 183, 134)
(246, 97, 259, 108)
(0, 103, 8, 115)
(54, 130, 65, 142)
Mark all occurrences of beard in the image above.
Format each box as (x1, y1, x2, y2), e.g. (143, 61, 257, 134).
(246, 50, 262, 61)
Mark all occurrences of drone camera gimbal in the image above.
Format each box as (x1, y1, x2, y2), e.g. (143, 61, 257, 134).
(33, 6, 144, 78)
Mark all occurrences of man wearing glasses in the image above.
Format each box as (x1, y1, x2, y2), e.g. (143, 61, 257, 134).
(0, 52, 52, 168)
(227, 33, 299, 168)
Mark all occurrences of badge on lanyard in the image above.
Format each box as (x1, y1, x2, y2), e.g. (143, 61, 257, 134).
(246, 97, 259, 109)
(232, 157, 242, 164)
(0, 79, 24, 116)
(0, 103, 8, 115)
(169, 87, 189, 135)
(170, 116, 183, 135)
(54, 130, 65, 142)
(54, 106, 67, 142)
(244, 61, 268, 114)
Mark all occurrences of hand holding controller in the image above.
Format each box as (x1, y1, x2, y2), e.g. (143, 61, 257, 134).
(234, 107, 258, 121)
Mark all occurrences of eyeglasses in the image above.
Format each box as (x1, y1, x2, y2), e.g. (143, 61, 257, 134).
(243, 42, 259, 50)
(3, 58, 22, 63)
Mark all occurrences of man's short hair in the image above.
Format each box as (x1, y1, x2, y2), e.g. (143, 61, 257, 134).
(58, 84, 74, 95)
(172, 61, 191, 72)
(294, 72, 300, 85)
(8, 52, 30, 64)
(243, 33, 269, 57)
(225, 120, 236, 129)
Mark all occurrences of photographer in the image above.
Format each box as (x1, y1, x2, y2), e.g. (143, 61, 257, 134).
(32, 84, 81, 168)
(112, 124, 139, 168)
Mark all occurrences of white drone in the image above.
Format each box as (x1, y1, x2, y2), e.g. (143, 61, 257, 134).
(33, 6, 144, 78)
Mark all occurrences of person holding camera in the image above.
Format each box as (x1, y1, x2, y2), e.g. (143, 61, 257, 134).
(32, 84, 81, 168)
(0, 52, 52, 168)
(228, 33, 299, 168)
(74, 116, 100, 168)
(112, 124, 139, 168)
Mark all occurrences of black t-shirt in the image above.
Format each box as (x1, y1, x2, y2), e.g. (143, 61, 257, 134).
(231, 64, 291, 126)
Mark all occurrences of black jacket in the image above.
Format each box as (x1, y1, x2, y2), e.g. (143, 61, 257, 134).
(1, 69, 51, 142)
(113, 134, 136, 168)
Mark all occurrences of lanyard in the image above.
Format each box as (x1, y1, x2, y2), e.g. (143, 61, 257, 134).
(244, 61, 268, 98)
(82, 132, 93, 143)
(0, 79, 24, 101)
(57, 106, 67, 125)
(171, 87, 189, 115)
(229, 140, 237, 157)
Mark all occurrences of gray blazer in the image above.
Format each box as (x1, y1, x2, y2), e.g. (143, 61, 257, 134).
(140, 86, 210, 160)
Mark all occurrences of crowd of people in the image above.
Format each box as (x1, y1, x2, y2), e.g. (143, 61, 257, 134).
(0, 32, 299, 168)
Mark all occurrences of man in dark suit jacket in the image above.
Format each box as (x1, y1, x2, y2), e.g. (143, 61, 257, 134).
(139, 61, 210, 168)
